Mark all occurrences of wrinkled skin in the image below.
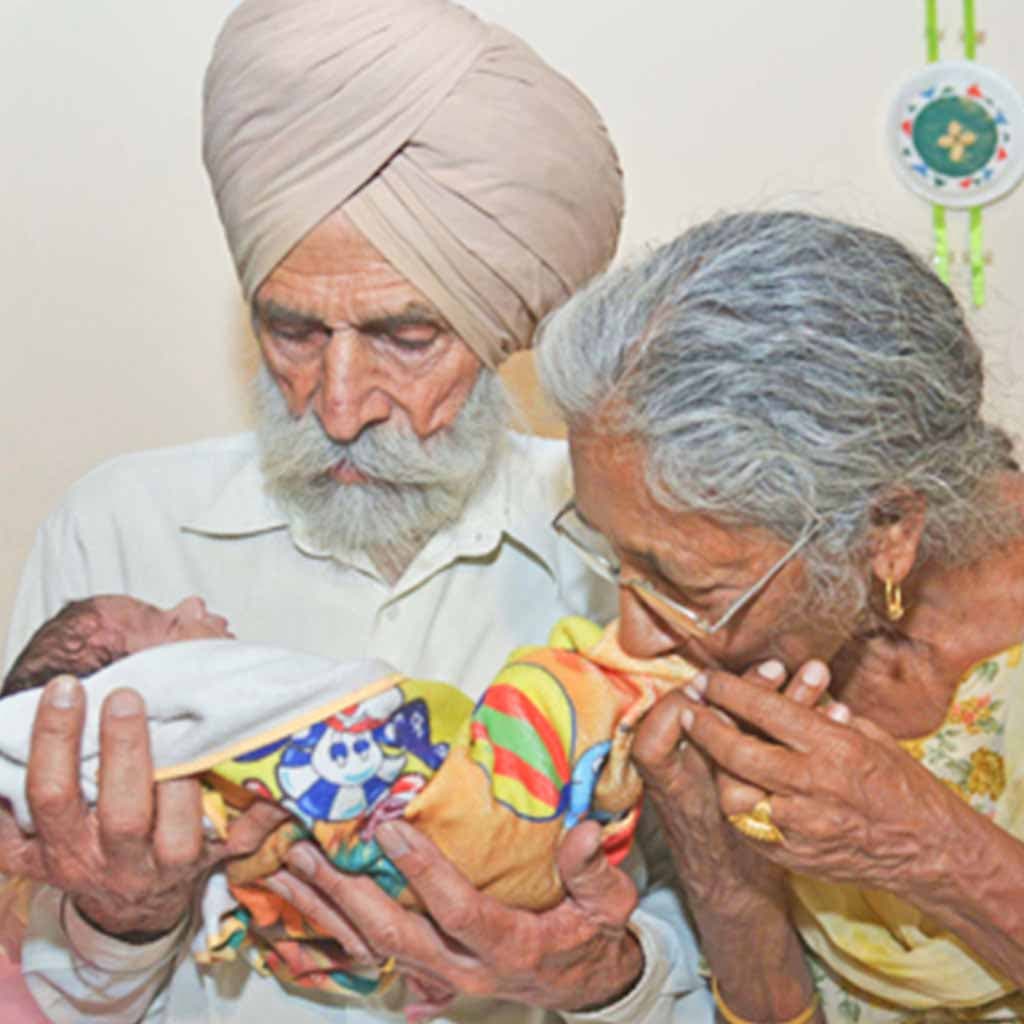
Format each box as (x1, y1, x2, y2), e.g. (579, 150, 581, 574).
(676, 667, 977, 893)
(0, 677, 288, 938)
(261, 819, 643, 1022)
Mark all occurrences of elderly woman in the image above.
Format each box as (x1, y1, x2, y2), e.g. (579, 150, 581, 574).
(536, 211, 1024, 1022)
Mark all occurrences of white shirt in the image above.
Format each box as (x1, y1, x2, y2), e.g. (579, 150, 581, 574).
(6, 431, 713, 1023)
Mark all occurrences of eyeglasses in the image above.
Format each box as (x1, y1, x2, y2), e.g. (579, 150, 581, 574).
(552, 500, 819, 637)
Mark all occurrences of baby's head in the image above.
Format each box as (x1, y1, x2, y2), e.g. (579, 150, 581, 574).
(2, 595, 233, 697)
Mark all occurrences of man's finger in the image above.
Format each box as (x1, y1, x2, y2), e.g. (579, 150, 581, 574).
(97, 689, 155, 864)
(219, 800, 292, 861)
(27, 676, 91, 853)
(373, 820, 504, 959)
(152, 778, 204, 869)
(556, 822, 637, 927)
(262, 860, 374, 961)
(0, 802, 45, 879)
(283, 840, 458, 975)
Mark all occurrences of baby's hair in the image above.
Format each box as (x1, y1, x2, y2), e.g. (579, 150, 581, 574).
(2, 599, 128, 697)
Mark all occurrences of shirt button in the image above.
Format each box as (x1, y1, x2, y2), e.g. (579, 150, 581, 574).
(386, 607, 398, 622)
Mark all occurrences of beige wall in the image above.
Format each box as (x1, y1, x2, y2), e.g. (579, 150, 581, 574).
(2, 0, 1023, 634)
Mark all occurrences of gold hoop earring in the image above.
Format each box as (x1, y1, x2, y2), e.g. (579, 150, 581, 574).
(884, 578, 905, 622)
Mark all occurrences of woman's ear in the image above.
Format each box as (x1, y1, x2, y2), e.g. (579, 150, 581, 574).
(866, 491, 927, 585)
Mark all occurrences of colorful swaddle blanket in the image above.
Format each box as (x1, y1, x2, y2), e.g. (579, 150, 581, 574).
(0, 618, 696, 998)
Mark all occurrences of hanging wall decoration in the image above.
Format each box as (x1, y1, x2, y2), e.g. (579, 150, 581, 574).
(886, 1, 1024, 306)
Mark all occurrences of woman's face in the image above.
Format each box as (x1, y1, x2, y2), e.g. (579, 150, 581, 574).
(569, 429, 847, 673)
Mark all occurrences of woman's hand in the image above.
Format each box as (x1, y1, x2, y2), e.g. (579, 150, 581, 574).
(680, 666, 967, 894)
(630, 660, 833, 1022)
(261, 819, 643, 1020)
(633, 658, 844, 900)
(0, 676, 287, 939)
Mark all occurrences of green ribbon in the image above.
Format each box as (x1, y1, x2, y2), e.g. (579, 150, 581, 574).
(925, 0, 985, 304)
(925, 0, 940, 61)
(926, 0, 946, 280)
(932, 206, 950, 284)
(969, 206, 985, 305)
(963, 0, 977, 58)
(964, 0, 985, 306)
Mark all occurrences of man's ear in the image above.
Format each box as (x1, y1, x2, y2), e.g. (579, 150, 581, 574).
(865, 490, 927, 585)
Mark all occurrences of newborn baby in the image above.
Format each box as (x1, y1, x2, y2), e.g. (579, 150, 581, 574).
(2, 594, 234, 697)
(1, 596, 695, 998)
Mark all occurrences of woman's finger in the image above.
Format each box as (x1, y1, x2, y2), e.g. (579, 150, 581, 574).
(695, 670, 829, 751)
(780, 660, 830, 707)
(715, 769, 767, 817)
(678, 700, 810, 796)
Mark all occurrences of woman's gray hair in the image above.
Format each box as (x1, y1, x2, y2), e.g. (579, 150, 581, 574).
(536, 211, 1019, 617)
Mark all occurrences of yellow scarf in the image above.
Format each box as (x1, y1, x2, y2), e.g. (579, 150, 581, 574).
(790, 644, 1024, 1008)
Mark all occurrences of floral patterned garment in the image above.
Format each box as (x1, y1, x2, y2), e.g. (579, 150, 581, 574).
(807, 644, 1024, 1023)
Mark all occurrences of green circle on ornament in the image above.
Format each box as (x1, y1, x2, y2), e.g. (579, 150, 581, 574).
(912, 96, 997, 177)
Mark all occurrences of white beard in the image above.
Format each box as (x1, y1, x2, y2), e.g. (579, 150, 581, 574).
(255, 365, 509, 579)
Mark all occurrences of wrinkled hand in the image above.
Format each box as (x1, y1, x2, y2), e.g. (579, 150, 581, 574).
(263, 818, 643, 1022)
(681, 666, 964, 894)
(0, 676, 288, 939)
(632, 660, 838, 910)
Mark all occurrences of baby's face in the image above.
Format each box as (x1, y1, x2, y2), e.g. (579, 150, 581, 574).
(95, 595, 234, 653)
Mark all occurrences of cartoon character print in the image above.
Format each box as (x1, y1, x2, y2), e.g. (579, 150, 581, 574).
(236, 687, 448, 828)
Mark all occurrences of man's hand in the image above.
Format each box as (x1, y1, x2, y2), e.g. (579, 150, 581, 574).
(263, 819, 643, 1021)
(2, 675, 286, 940)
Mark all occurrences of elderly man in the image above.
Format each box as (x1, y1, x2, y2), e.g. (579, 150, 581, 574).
(1, 1, 710, 1021)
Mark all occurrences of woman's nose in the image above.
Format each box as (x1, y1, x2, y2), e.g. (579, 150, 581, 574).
(616, 586, 686, 659)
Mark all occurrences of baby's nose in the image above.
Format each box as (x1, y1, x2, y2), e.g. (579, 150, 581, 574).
(174, 595, 207, 619)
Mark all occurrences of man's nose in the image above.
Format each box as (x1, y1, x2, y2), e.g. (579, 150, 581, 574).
(315, 335, 392, 442)
(616, 586, 686, 659)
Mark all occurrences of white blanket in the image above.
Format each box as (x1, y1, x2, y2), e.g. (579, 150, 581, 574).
(0, 640, 396, 832)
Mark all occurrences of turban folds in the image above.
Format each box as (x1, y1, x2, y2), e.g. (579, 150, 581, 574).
(203, 0, 624, 366)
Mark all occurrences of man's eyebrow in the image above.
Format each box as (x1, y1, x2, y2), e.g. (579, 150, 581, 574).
(253, 299, 327, 330)
(252, 299, 452, 336)
(359, 302, 452, 336)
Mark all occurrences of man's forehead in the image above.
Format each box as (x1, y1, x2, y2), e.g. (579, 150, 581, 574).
(253, 209, 451, 325)
(253, 295, 450, 329)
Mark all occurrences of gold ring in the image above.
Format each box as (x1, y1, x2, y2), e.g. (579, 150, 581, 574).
(728, 797, 783, 843)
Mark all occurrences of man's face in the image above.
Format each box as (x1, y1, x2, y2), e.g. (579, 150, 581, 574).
(251, 209, 508, 570)
(253, 208, 483, 461)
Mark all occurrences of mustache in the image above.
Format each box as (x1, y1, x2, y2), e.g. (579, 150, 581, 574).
(254, 365, 509, 491)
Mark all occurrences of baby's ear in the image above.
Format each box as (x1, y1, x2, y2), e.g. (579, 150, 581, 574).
(87, 624, 129, 662)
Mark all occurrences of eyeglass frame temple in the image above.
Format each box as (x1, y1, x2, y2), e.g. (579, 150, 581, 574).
(553, 500, 820, 636)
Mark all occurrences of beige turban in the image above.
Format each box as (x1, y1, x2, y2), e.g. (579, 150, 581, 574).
(203, 0, 623, 367)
